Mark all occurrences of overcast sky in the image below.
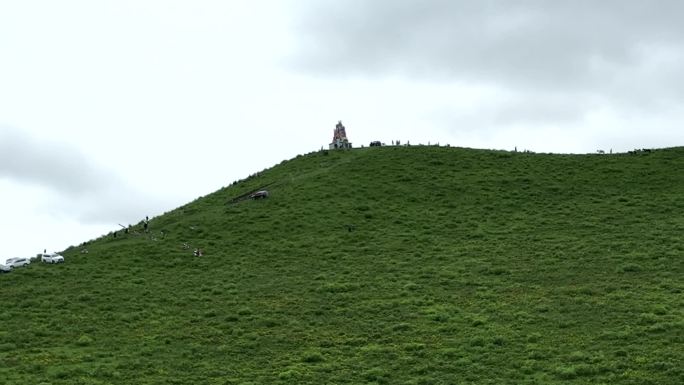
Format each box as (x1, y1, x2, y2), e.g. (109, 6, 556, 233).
(1, 0, 684, 261)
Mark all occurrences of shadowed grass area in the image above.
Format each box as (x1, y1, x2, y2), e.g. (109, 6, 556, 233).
(2, 146, 683, 384)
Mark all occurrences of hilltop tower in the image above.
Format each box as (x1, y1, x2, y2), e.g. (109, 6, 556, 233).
(329, 120, 352, 149)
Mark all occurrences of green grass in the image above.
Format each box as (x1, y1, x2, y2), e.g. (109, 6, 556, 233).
(2, 146, 683, 384)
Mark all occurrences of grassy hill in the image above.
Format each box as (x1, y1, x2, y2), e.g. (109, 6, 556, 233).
(2, 146, 683, 385)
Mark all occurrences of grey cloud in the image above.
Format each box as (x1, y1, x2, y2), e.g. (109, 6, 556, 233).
(482, 93, 592, 127)
(0, 126, 110, 195)
(0, 126, 166, 224)
(292, 1, 684, 96)
(426, 91, 590, 135)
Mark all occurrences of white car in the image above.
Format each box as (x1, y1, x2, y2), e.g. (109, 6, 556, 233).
(0, 264, 12, 273)
(6, 257, 30, 268)
(41, 253, 65, 264)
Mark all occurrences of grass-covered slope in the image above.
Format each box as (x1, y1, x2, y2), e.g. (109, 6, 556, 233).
(2, 146, 683, 384)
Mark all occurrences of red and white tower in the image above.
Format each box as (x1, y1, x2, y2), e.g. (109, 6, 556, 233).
(329, 121, 352, 149)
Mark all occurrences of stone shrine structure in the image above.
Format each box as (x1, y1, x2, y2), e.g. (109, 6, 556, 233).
(329, 120, 352, 149)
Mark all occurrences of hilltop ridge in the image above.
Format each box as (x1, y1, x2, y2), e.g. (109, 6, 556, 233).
(2, 146, 683, 384)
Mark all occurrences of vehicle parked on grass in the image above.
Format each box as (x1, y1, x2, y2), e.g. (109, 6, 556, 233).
(6, 257, 30, 268)
(249, 190, 269, 199)
(40, 253, 65, 264)
(0, 264, 12, 273)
